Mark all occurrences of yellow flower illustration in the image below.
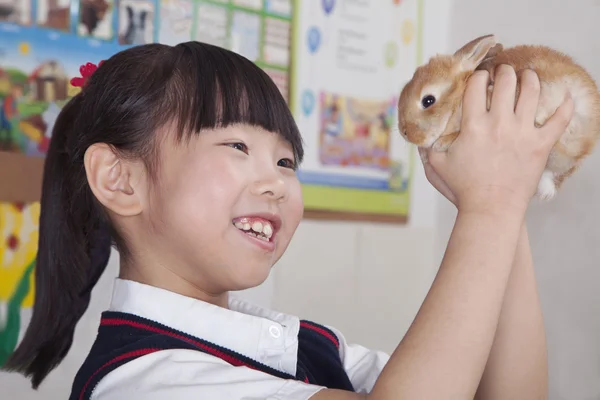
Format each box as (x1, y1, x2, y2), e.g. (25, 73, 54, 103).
(0, 202, 39, 307)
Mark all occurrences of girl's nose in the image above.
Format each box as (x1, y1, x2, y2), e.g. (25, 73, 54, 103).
(250, 175, 287, 201)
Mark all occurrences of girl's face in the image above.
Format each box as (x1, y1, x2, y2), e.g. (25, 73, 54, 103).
(131, 124, 304, 302)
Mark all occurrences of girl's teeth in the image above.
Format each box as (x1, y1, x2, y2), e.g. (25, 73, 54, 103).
(252, 221, 263, 233)
(232, 218, 274, 240)
(247, 231, 269, 241)
(263, 224, 273, 238)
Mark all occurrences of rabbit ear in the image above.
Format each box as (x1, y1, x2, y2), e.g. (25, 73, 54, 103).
(454, 34, 501, 71)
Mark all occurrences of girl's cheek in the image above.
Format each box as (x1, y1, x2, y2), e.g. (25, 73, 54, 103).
(286, 179, 304, 211)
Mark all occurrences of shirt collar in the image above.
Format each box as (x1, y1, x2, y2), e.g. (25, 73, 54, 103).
(108, 278, 300, 375)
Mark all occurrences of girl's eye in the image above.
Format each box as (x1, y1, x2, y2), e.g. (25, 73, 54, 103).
(277, 158, 296, 169)
(227, 142, 248, 153)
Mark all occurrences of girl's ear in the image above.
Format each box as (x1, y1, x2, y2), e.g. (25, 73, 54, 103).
(84, 143, 144, 216)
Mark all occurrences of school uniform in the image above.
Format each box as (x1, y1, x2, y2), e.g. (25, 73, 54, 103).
(70, 279, 390, 399)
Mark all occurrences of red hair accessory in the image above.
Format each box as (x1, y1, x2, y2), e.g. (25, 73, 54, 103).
(70, 60, 105, 88)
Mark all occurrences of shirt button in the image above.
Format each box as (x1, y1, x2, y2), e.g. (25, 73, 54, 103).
(269, 325, 281, 338)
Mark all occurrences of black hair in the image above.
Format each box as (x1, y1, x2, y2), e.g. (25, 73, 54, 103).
(2, 41, 303, 388)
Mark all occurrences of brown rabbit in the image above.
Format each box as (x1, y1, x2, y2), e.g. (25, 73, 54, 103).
(397, 34, 600, 200)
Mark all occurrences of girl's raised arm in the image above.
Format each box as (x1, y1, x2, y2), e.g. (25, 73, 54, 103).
(312, 66, 573, 400)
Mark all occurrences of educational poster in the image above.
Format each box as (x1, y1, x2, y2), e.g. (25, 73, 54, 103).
(37, 0, 71, 32)
(118, 0, 156, 45)
(159, 0, 194, 45)
(0, 0, 33, 25)
(185, 0, 293, 102)
(157, 0, 292, 101)
(77, 0, 116, 41)
(0, 2, 159, 157)
(290, 0, 423, 222)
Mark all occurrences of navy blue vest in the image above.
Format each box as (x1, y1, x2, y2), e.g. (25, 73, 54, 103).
(69, 311, 355, 400)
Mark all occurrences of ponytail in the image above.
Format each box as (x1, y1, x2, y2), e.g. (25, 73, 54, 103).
(3, 95, 112, 388)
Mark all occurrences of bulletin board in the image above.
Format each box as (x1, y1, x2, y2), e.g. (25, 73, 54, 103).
(0, 0, 293, 367)
(290, 0, 424, 223)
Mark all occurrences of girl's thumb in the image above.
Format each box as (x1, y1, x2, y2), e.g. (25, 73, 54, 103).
(542, 95, 574, 145)
(426, 148, 446, 169)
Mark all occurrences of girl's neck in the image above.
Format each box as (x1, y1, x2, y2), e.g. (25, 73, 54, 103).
(119, 261, 230, 309)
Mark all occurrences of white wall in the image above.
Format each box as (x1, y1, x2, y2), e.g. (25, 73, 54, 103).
(435, 1, 600, 399)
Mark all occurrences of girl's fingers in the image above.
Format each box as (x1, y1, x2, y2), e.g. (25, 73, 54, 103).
(422, 157, 456, 204)
(462, 70, 490, 122)
(540, 95, 574, 148)
(423, 160, 444, 188)
(515, 69, 541, 122)
(489, 64, 518, 116)
(426, 148, 446, 170)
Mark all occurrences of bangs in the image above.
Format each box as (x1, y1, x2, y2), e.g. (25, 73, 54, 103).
(166, 41, 303, 163)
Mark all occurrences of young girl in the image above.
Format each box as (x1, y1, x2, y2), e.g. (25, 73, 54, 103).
(3, 41, 573, 399)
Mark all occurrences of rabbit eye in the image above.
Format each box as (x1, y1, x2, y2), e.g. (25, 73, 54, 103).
(421, 95, 436, 109)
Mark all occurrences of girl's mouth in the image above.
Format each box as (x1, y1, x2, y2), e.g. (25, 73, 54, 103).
(232, 217, 274, 242)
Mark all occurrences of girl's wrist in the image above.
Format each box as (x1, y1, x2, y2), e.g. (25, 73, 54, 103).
(457, 187, 529, 221)
(456, 203, 526, 229)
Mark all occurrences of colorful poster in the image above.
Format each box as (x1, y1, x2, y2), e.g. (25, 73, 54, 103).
(0, 1, 159, 157)
(0, 202, 37, 366)
(290, 0, 423, 222)
(157, 0, 293, 100)
(159, 0, 194, 45)
(184, 0, 293, 102)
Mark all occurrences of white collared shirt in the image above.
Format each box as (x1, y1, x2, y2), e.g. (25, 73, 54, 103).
(91, 279, 390, 399)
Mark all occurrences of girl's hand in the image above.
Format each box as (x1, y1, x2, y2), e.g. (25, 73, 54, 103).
(425, 65, 574, 216)
(419, 147, 457, 207)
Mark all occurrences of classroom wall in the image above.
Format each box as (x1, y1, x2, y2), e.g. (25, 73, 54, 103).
(435, 1, 600, 399)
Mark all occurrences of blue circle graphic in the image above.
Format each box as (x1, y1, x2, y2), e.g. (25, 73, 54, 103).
(307, 27, 321, 53)
(302, 90, 315, 116)
(322, 0, 335, 14)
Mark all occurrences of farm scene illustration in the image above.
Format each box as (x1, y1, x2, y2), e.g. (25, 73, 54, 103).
(319, 92, 396, 172)
(0, 59, 72, 156)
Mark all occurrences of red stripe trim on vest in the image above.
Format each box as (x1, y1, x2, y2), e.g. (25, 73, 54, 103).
(101, 318, 310, 384)
(79, 348, 160, 400)
(300, 321, 339, 348)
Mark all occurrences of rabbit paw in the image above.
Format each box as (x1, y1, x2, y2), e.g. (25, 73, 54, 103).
(536, 170, 557, 201)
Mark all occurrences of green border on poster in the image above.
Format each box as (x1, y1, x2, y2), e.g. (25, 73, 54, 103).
(194, 0, 291, 73)
(289, 0, 424, 218)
